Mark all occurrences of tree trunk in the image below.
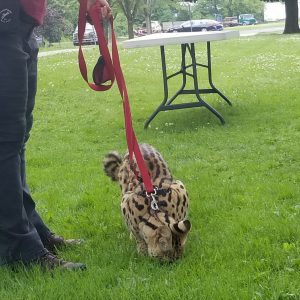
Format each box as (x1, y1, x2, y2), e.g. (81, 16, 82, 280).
(127, 19, 135, 39)
(144, 7, 152, 34)
(283, 0, 300, 34)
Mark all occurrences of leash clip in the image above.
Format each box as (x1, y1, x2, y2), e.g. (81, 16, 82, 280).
(150, 195, 159, 211)
(146, 188, 159, 211)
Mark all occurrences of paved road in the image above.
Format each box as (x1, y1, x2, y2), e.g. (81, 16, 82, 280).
(38, 48, 79, 57)
(239, 26, 284, 36)
(38, 26, 285, 57)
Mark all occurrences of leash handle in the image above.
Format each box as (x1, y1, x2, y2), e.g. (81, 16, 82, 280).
(78, 0, 115, 91)
(78, 1, 154, 194)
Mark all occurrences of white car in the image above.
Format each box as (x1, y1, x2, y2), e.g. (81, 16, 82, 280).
(141, 21, 162, 33)
(150, 21, 162, 33)
(73, 23, 98, 46)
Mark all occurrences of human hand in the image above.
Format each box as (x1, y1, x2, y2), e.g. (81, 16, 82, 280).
(87, 0, 112, 19)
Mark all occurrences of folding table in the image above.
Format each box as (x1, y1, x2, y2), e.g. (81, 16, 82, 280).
(123, 31, 239, 128)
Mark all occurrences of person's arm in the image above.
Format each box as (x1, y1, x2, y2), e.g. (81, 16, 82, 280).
(86, 0, 112, 19)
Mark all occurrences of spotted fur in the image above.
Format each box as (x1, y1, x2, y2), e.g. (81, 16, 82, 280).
(103, 144, 191, 261)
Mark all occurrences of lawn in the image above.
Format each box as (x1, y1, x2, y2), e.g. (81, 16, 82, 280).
(0, 33, 299, 300)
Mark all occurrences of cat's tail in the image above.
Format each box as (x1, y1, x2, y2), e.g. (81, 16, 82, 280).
(103, 151, 122, 181)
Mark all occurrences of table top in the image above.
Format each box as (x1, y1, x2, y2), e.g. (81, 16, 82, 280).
(123, 30, 239, 49)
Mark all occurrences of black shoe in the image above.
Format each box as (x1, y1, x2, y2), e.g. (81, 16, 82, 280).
(37, 252, 86, 271)
(43, 232, 83, 253)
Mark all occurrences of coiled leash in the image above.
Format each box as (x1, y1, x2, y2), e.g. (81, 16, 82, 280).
(77, 0, 158, 205)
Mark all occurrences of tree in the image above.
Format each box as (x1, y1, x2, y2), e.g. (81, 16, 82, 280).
(224, 0, 264, 19)
(139, 0, 174, 34)
(142, 0, 154, 34)
(36, 0, 78, 43)
(261, 0, 300, 34)
(39, 6, 65, 43)
(115, 0, 142, 39)
(187, 0, 264, 21)
(48, 0, 79, 35)
(150, 0, 178, 22)
(193, 0, 222, 18)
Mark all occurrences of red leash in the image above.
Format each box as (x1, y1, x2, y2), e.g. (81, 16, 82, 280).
(78, 0, 154, 194)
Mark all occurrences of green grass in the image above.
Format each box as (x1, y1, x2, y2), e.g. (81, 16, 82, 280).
(38, 41, 75, 52)
(1, 33, 300, 299)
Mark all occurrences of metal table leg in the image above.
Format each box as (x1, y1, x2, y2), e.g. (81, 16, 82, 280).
(144, 46, 168, 129)
(189, 43, 225, 125)
(206, 42, 232, 106)
(144, 41, 233, 128)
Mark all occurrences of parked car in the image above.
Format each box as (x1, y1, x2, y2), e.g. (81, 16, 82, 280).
(135, 20, 162, 36)
(223, 16, 239, 27)
(143, 21, 162, 33)
(238, 14, 257, 25)
(134, 28, 147, 37)
(73, 23, 98, 46)
(167, 19, 223, 33)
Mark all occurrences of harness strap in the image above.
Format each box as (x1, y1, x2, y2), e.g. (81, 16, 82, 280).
(138, 188, 171, 198)
(77, 1, 154, 194)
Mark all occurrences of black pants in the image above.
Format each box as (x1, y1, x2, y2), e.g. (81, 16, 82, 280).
(0, 23, 50, 265)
